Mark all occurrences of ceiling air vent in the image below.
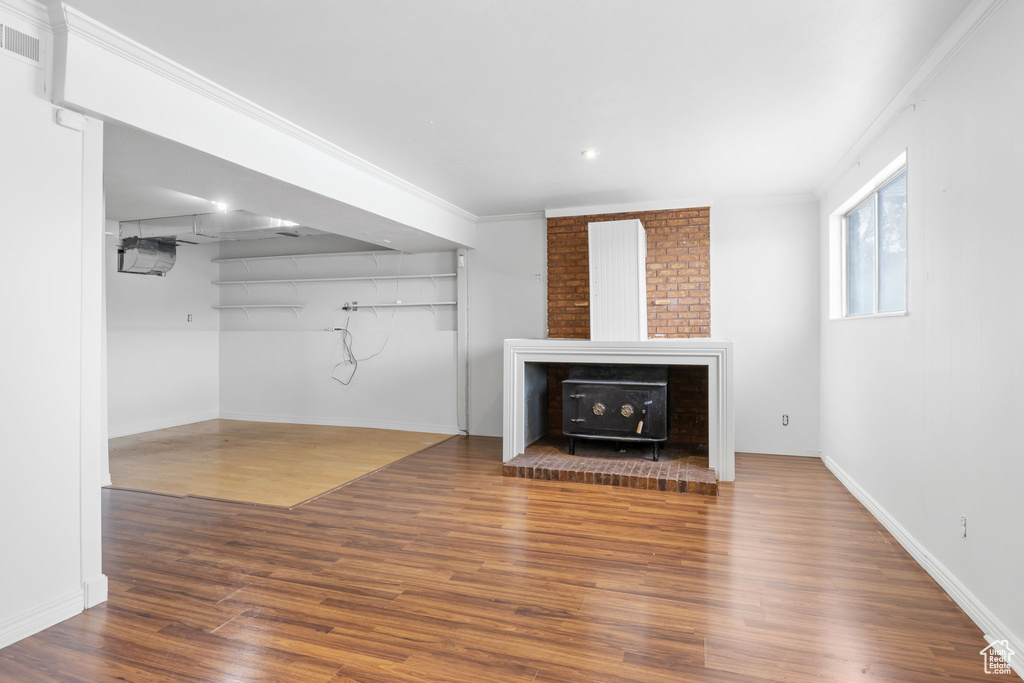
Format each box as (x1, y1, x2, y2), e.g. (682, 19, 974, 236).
(118, 237, 177, 276)
(1, 21, 42, 67)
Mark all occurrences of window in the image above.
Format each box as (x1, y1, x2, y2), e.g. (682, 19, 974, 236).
(843, 167, 907, 316)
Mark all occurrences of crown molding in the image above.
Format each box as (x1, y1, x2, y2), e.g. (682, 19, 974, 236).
(816, 0, 1008, 197)
(0, 0, 50, 30)
(476, 211, 545, 224)
(544, 192, 818, 218)
(544, 197, 713, 219)
(53, 5, 478, 224)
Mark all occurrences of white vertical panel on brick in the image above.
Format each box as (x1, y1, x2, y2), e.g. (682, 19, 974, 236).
(588, 219, 647, 341)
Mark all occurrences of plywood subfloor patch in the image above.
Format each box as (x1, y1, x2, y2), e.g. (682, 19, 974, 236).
(108, 419, 451, 508)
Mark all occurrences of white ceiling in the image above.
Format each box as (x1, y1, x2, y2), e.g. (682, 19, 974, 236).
(75, 0, 971, 217)
(105, 123, 461, 252)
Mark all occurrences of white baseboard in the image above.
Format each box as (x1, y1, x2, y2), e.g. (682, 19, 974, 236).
(822, 455, 1023, 680)
(218, 412, 460, 436)
(108, 412, 220, 438)
(736, 449, 821, 458)
(83, 574, 108, 609)
(108, 412, 459, 438)
(0, 590, 83, 651)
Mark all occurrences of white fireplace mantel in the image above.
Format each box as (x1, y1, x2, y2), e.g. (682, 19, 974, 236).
(503, 338, 735, 481)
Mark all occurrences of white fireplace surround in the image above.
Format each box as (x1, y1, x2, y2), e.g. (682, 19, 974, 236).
(503, 338, 735, 481)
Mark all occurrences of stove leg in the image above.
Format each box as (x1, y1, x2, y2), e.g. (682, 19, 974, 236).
(653, 443, 660, 461)
(568, 437, 575, 455)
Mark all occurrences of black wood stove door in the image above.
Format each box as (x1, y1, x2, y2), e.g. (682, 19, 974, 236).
(562, 380, 668, 442)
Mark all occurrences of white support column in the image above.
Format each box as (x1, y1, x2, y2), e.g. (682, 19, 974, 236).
(456, 248, 469, 433)
(79, 115, 108, 608)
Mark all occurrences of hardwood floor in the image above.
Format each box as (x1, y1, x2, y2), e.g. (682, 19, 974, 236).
(108, 420, 451, 507)
(0, 437, 994, 681)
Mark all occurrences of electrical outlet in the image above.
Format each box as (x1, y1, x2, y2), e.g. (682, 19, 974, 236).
(782, 414, 789, 426)
(960, 515, 967, 538)
(187, 314, 193, 323)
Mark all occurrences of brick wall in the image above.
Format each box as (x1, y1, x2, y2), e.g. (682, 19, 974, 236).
(545, 207, 711, 446)
(547, 207, 711, 339)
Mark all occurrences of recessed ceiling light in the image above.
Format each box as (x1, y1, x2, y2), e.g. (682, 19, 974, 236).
(212, 200, 228, 212)
(581, 149, 600, 160)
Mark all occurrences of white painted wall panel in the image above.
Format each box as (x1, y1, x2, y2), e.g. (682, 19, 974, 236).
(588, 219, 647, 341)
(219, 331, 459, 433)
(0, 44, 91, 645)
(711, 199, 820, 457)
(106, 331, 220, 436)
(217, 244, 459, 433)
(466, 216, 547, 436)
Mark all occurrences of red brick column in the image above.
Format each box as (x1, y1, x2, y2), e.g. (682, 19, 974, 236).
(546, 207, 710, 339)
(545, 207, 711, 446)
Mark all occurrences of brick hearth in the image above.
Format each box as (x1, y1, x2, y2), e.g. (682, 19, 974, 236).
(502, 438, 717, 495)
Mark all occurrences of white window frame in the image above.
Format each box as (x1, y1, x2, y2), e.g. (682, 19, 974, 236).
(828, 151, 908, 321)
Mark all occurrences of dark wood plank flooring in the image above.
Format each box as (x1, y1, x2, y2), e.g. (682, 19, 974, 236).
(0, 437, 993, 681)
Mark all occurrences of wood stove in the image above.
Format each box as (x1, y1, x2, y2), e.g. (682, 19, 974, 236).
(562, 365, 668, 459)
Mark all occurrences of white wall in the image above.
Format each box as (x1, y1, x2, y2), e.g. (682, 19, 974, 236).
(819, 0, 1023, 661)
(712, 199, 821, 456)
(217, 238, 460, 433)
(467, 216, 548, 436)
(105, 227, 220, 437)
(0, 7, 103, 646)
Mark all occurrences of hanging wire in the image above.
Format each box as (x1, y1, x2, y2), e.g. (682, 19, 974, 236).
(330, 251, 405, 385)
(330, 316, 358, 386)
